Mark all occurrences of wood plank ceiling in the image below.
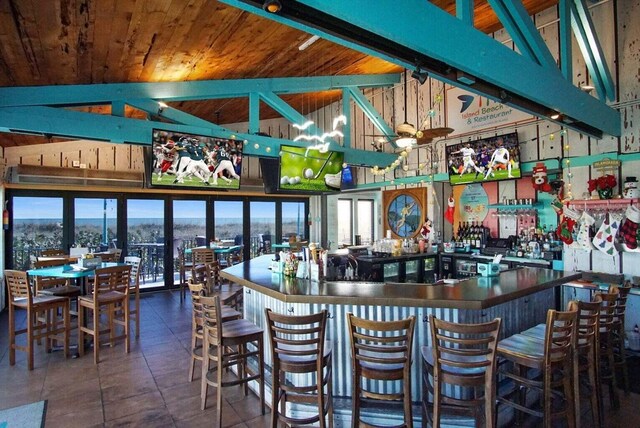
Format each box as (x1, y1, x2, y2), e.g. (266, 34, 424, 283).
(0, 0, 558, 147)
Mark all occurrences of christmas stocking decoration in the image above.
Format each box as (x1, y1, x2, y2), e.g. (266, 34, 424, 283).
(575, 211, 595, 251)
(557, 206, 580, 245)
(592, 212, 622, 256)
(620, 205, 640, 251)
(444, 196, 455, 225)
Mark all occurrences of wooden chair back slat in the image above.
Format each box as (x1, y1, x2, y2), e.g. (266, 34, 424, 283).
(5, 270, 32, 302)
(40, 249, 66, 257)
(92, 265, 131, 300)
(265, 309, 327, 360)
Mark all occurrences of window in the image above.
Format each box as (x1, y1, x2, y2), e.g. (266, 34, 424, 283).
(127, 199, 165, 288)
(282, 201, 307, 241)
(74, 198, 118, 251)
(12, 196, 64, 270)
(337, 199, 353, 245)
(250, 201, 275, 256)
(214, 200, 244, 244)
(357, 200, 374, 245)
(173, 200, 206, 249)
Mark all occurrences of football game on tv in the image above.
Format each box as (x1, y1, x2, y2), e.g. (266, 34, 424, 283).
(445, 132, 520, 185)
(150, 129, 243, 190)
(278, 145, 344, 193)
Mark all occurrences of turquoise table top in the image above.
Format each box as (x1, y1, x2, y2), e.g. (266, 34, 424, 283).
(185, 245, 242, 255)
(27, 262, 125, 278)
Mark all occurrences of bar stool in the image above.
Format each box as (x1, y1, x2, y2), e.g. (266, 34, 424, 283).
(497, 306, 578, 428)
(596, 289, 620, 409)
(347, 313, 416, 428)
(422, 315, 501, 428)
(265, 308, 333, 428)
(123, 256, 142, 338)
(521, 297, 602, 428)
(200, 295, 265, 427)
(33, 259, 81, 319)
(187, 282, 241, 382)
(610, 283, 631, 395)
(5, 270, 71, 370)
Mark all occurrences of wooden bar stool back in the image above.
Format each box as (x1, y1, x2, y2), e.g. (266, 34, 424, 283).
(187, 282, 241, 382)
(191, 262, 242, 311)
(191, 248, 215, 274)
(422, 315, 501, 428)
(610, 283, 631, 395)
(497, 307, 578, 428)
(595, 290, 619, 409)
(33, 259, 81, 316)
(5, 270, 71, 370)
(40, 248, 66, 258)
(200, 295, 265, 427)
(265, 308, 334, 428)
(78, 265, 131, 364)
(124, 256, 142, 338)
(347, 313, 416, 428)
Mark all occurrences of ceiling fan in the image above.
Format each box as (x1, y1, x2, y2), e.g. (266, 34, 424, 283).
(367, 72, 453, 151)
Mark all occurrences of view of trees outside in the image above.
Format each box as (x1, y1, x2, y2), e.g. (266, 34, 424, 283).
(127, 199, 165, 287)
(75, 198, 117, 250)
(12, 196, 64, 270)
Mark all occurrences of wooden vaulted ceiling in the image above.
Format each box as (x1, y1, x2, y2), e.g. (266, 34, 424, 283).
(0, 0, 558, 147)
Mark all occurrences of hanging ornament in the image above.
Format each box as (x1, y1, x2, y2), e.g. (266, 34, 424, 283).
(531, 162, 552, 192)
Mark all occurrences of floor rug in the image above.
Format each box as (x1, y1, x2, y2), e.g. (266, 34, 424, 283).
(0, 400, 46, 428)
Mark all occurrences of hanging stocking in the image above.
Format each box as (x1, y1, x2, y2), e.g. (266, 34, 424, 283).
(444, 196, 455, 225)
(575, 211, 595, 251)
(620, 205, 640, 251)
(557, 206, 580, 245)
(592, 212, 622, 256)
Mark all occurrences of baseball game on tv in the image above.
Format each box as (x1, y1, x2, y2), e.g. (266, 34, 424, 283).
(445, 132, 521, 185)
(149, 129, 243, 190)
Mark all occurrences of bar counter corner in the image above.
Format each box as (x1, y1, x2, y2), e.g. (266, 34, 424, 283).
(221, 255, 581, 403)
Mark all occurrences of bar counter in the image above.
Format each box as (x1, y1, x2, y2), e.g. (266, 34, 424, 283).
(221, 255, 580, 309)
(221, 255, 581, 404)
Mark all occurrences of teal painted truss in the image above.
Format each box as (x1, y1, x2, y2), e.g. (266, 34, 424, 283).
(222, 0, 619, 138)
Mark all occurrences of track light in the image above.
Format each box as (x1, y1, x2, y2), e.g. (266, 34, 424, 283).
(550, 112, 561, 120)
(262, 0, 282, 13)
(411, 67, 429, 85)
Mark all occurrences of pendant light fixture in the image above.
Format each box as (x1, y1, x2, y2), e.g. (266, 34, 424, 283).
(395, 71, 417, 148)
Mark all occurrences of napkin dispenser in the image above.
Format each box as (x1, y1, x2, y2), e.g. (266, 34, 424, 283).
(477, 262, 500, 277)
(78, 256, 102, 269)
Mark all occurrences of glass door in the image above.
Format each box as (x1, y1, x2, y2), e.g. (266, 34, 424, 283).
(127, 199, 166, 289)
(74, 198, 118, 252)
(11, 196, 64, 270)
(250, 201, 275, 257)
(173, 200, 206, 285)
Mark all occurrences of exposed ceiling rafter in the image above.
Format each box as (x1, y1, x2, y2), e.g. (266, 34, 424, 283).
(222, 0, 620, 139)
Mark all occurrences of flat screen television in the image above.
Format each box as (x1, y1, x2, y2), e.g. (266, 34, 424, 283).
(341, 165, 356, 190)
(278, 145, 344, 193)
(445, 132, 520, 185)
(148, 129, 243, 190)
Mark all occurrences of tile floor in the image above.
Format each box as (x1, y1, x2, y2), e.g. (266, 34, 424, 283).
(1, 289, 640, 427)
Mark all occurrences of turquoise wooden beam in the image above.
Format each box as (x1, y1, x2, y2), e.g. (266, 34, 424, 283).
(456, 0, 474, 25)
(111, 101, 125, 117)
(258, 91, 338, 148)
(558, 0, 573, 80)
(570, 0, 615, 101)
(347, 87, 396, 145)
(249, 92, 260, 134)
(125, 99, 229, 134)
(0, 106, 397, 167)
(221, 0, 620, 138)
(487, 0, 558, 69)
(341, 89, 352, 149)
(0, 74, 400, 108)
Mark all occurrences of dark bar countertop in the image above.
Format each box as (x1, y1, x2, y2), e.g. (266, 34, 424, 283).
(221, 255, 581, 309)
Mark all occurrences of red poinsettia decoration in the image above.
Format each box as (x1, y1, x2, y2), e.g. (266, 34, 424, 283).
(588, 174, 617, 193)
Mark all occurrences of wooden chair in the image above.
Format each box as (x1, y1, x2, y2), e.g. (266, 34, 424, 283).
(5, 270, 71, 370)
(191, 262, 242, 310)
(200, 295, 265, 427)
(95, 251, 120, 262)
(347, 313, 416, 428)
(422, 315, 502, 428)
(610, 283, 631, 396)
(78, 265, 131, 364)
(521, 297, 602, 428)
(40, 248, 67, 258)
(595, 290, 620, 409)
(33, 259, 82, 328)
(177, 246, 192, 302)
(187, 282, 241, 382)
(191, 247, 215, 273)
(497, 307, 578, 428)
(265, 308, 333, 428)
(124, 256, 142, 338)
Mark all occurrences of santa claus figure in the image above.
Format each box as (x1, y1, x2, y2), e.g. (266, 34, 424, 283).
(532, 162, 552, 193)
